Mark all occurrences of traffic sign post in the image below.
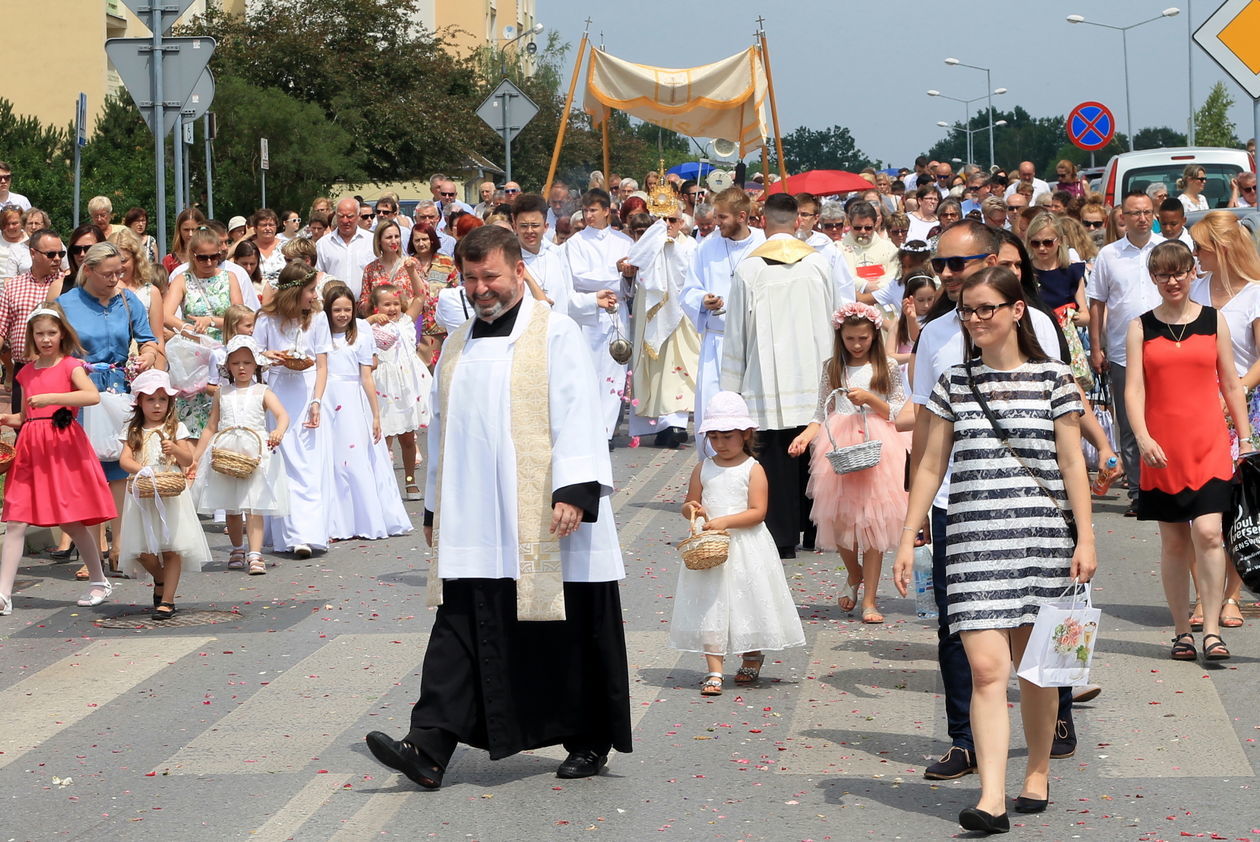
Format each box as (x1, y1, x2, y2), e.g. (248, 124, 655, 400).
(1067, 101, 1116, 152)
(1194, 0, 1260, 155)
(204, 112, 215, 219)
(260, 138, 269, 208)
(73, 93, 87, 227)
(476, 79, 539, 183)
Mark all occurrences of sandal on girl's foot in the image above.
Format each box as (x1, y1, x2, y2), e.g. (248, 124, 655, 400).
(734, 652, 765, 684)
(77, 581, 113, 607)
(0, 593, 12, 616)
(227, 548, 247, 570)
(152, 602, 177, 620)
(152, 581, 164, 608)
(1189, 601, 1204, 632)
(1202, 633, 1231, 661)
(838, 581, 860, 613)
(1221, 598, 1245, 629)
(247, 553, 267, 575)
(403, 476, 422, 502)
(1170, 632, 1197, 660)
(700, 672, 723, 696)
(74, 564, 89, 581)
(861, 607, 885, 624)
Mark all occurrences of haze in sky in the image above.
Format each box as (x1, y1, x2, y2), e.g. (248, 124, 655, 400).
(536, 0, 1259, 168)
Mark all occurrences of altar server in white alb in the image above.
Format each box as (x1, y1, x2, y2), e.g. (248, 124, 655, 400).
(513, 192, 572, 313)
(621, 201, 701, 448)
(681, 186, 765, 442)
(564, 188, 634, 443)
(721, 192, 834, 559)
(365, 225, 631, 789)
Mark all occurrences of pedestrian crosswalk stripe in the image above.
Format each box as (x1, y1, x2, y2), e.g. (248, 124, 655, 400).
(252, 771, 354, 841)
(157, 633, 428, 775)
(0, 636, 214, 771)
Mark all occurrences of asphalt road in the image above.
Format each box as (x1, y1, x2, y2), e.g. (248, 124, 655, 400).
(1, 439, 1257, 841)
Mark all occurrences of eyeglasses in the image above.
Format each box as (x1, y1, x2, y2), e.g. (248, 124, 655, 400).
(336, 212, 357, 219)
(939, 212, 960, 220)
(888, 228, 908, 236)
(1006, 204, 1024, 211)
(70, 244, 94, 254)
(1029, 238, 1057, 249)
(1082, 219, 1104, 229)
(931, 252, 991, 273)
(516, 222, 544, 230)
(956, 301, 1013, 322)
(821, 222, 846, 230)
(99, 269, 127, 280)
(1190, 175, 1207, 182)
(439, 191, 457, 198)
(850, 224, 875, 232)
(798, 211, 819, 219)
(35, 249, 67, 259)
(504, 188, 520, 194)
(1244, 185, 1258, 192)
(360, 212, 376, 220)
(1152, 269, 1194, 285)
(1123, 209, 1154, 217)
(193, 252, 220, 263)
(0, 174, 11, 182)
(663, 217, 681, 223)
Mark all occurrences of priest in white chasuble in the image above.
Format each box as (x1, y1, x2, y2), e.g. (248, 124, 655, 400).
(721, 192, 834, 559)
(621, 206, 700, 448)
(366, 225, 631, 789)
(564, 188, 634, 443)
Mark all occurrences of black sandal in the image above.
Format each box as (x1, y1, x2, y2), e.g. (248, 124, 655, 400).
(1202, 633, 1231, 661)
(152, 581, 164, 609)
(152, 602, 177, 621)
(1170, 632, 1196, 660)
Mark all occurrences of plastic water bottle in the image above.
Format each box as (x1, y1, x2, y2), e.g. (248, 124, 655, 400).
(912, 545, 938, 619)
(1091, 456, 1120, 496)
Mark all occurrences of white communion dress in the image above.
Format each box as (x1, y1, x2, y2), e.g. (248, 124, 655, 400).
(118, 423, 210, 576)
(193, 382, 290, 516)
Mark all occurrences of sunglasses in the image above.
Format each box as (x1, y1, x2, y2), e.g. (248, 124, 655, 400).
(663, 217, 681, 223)
(1190, 175, 1207, 181)
(504, 188, 520, 194)
(931, 252, 991, 273)
(193, 252, 220, 263)
(360, 212, 376, 219)
(1029, 238, 1057, 248)
(439, 191, 457, 198)
(35, 249, 67, 259)
(888, 228, 908, 236)
(850, 224, 875, 232)
(1006, 204, 1024, 211)
(1082, 219, 1104, 229)
(1244, 185, 1258, 192)
(821, 222, 846, 230)
(70, 244, 94, 254)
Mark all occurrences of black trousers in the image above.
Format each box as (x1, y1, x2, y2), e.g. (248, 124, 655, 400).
(759, 426, 813, 551)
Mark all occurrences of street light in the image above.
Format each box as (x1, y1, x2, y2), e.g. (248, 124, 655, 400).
(1066, 8, 1180, 151)
(928, 88, 1007, 167)
(944, 58, 1006, 169)
(938, 120, 1008, 166)
(500, 21, 544, 76)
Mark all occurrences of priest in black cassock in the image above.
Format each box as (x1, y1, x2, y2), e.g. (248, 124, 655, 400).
(366, 225, 632, 788)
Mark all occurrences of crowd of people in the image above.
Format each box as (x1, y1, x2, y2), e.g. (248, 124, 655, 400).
(0, 153, 1257, 833)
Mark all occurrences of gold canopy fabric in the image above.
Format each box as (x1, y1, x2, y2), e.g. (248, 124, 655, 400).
(583, 47, 768, 155)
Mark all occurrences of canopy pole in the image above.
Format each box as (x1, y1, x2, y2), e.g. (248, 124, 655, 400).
(544, 26, 590, 197)
(757, 24, 789, 185)
(601, 118, 611, 188)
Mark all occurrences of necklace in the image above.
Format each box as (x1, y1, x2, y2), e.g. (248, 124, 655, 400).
(1163, 306, 1195, 347)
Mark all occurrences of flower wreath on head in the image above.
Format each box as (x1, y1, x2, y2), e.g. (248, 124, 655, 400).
(831, 301, 884, 331)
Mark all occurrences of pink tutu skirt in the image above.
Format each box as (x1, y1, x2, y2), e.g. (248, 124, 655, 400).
(807, 412, 908, 553)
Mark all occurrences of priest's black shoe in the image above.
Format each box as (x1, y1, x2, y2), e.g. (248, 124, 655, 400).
(958, 807, 1010, 834)
(365, 732, 443, 789)
(556, 748, 607, 779)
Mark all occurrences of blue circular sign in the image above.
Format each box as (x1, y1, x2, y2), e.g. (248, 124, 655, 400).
(1067, 101, 1116, 151)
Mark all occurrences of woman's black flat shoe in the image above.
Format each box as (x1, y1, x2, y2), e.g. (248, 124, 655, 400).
(959, 807, 1010, 834)
(47, 547, 79, 562)
(1013, 792, 1048, 814)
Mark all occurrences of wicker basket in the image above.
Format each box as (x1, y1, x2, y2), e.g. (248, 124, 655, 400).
(276, 352, 315, 371)
(823, 389, 882, 475)
(210, 427, 263, 478)
(0, 440, 15, 476)
(678, 512, 730, 570)
(131, 470, 187, 499)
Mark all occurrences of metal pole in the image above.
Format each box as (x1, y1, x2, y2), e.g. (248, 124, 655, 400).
(182, 117, 191, 211)
(985, 67, 995, 169)
(1122, 28, 1134, 151)
(72, 118, 82, 229)
(204, 114, 214, 219)
(1187, 0, 1196, 146)
(261, 168, 267, 209)
(172, 114, 184, 212)
(964, 102, 972, 168)
(150, 5, 166, 260)
(1254, 98, 1260, 169)
(501, 92, 513, 183)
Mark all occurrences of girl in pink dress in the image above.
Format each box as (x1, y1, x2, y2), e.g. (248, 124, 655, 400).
(0, 305, 118, 614)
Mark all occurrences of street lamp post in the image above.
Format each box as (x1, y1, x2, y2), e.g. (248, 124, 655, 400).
(937, 119, 1008, 165)
(928, 89, 1007, 168)
(944, 58, 1004, 169)
(1066, 8, 1180, 151)
(500, 22, 544, 77)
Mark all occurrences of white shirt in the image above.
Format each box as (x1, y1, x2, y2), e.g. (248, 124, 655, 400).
(1004, 178, 1051, 203)
(522, 245, 570, 315)
(803, 230, 831, 253)
(1178, 192, 1210, 213)
(315, 228, 375, 298)
(0, 238, 31, 278)
(0, 192, 30, 212)
(1086, 233, 1165, 366)
(1191, 273, 1260, 376)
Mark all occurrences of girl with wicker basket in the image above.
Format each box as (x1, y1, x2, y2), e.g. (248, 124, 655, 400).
(117, 369, 210, 620)
(0, 306, 118, 616)
(788, 302, 909, 624)
(364, 283, 432, 501)
(671, 391, 805, 696)
(190, 336, 290, 575)
(322, 285, 413, 540)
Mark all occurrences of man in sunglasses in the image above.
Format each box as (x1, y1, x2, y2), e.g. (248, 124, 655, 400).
(432, 177, 472, 231)
(358, 202, 376, 231)
(1229, 171, 1257, 208)
(0, 162, 29, 213)
(1087, 190, 1164, 517)
(316, 196, 375, 297)
(910, 219, 1073, 781)
(0, 228, 65, 409)
(833, 201, 896, 293)
(1003, 160, 1051, 203)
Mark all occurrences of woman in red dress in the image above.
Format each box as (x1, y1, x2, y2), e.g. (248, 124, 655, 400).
(1124, 241, 1255, 662)
(0, 305, 118, 615)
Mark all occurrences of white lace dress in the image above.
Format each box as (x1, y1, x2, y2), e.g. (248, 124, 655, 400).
(193, 383, 290, 515)
(374, 316, 431, 437)
(669, 457, 806, 655)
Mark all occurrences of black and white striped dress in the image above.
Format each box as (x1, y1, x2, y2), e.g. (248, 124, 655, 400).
(926, 359, 1081, 635)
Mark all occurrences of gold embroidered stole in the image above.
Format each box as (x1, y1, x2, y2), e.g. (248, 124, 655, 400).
(431, 301, 566, 621)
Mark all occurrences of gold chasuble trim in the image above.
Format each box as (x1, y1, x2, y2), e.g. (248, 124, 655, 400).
(430, 303, 566, 621)
(748, 237, 816, 265)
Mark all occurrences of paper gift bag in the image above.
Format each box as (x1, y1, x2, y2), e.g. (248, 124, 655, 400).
(1016, 582, 1101, 688)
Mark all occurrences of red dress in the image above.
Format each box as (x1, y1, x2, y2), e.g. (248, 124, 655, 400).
(2, 357, 118, 527)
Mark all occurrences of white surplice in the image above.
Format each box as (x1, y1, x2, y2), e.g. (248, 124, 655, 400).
(721, 233, 835, 430)
(522, 246, 571, 315)
(680, 228, 765, 435)
(425, 295, 624, 583)
(564, 224, 634, 439)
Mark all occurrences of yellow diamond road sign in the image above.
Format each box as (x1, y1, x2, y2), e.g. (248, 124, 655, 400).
(1195, 0, 1260, 99)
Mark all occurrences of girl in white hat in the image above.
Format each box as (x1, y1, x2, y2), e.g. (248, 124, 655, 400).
(671, 391, 805, 696)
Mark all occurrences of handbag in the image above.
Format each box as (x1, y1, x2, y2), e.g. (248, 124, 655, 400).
(1053, 305, 1094, 392)
(822, 388, 882, 475)
(165, 332, 218, 396)
(80, 388, 134, 461)
(1016, 581, 1101, 687)
(1224, 452, 1260, 593)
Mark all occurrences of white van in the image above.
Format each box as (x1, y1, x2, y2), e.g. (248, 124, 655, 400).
(1096, 146, 1255, 206)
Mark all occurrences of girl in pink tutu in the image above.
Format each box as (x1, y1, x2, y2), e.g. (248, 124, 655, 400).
(789, 302, 908, 623)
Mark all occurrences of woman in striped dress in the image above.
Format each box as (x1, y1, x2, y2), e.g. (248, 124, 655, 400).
(894, 266, 1097, 834)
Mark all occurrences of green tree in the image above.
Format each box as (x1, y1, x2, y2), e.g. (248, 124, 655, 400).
(1134, 126, 1187, 149)
(775, 125, 879, 173)
(1195, 81, 1239, 148)
(0, 100, 72, 229)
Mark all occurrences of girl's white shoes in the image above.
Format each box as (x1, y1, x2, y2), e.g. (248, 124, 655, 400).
(77, 581, 113, 607)
(0, 593, 11, 615)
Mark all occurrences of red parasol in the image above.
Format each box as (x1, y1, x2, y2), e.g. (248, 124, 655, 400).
(762, 170, 874, 196)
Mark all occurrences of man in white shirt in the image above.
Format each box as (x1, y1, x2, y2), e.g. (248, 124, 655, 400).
(692, 203, 716, 240)
(472, 181, 496, 218)
(512, 192, 573, 314)
(1088, 191, 1164, 515)
(721, 193, 833, 558)
(0, 161, 30, 212)
(1229, 171, 1257, 208)
(795, 193, 832, 252)
(1003, 161, 1051, 203)
(316, 197, 375, 298)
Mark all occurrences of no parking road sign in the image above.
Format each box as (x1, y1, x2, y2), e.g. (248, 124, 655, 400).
(1067, 101, 1116, 151)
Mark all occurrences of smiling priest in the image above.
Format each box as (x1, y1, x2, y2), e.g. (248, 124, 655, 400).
(365, 225, 631, 788)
